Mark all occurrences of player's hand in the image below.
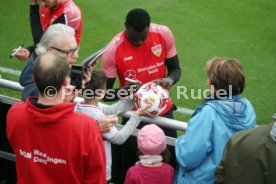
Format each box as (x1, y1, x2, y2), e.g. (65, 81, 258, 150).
(98, 115, 118, 133)
(13, 48, 30, 61)
(82, 65, 93, 89)
(30, 0, 38, 5)
(135, 104, 153, 118)
(153, 77, 174, 90)
(122, 81, 141, 91)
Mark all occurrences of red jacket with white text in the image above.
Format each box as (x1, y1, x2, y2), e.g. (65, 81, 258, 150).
(6, 97, 106, 184)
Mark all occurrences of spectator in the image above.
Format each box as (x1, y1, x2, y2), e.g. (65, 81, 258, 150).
(14, 0, 82, 60)
(19, 23, 88, 101)
(6, 52, 106, 183)
(75, 70, 152, 183)
(174, 57, 256, 184)
(101, 8, 181, 182)
(215, 113, 276, 184)
(124, 124, 174, 184)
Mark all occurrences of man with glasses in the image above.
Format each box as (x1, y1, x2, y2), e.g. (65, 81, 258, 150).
(19, 23, 81, 101)
(50, 46, 80, 59)
(19, 23, 116, 136)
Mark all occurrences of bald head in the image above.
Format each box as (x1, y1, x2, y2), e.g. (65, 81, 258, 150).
(33, 52, 69, 96)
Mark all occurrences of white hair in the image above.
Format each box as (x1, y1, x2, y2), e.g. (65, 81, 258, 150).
(35, 24, 75, 55)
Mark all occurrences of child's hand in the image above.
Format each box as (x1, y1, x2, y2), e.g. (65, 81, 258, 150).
(136, 105, 153, 118)
(98, 115, 118, 133)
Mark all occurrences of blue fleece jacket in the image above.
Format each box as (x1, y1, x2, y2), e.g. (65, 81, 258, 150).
(174, 95, 256, 184)
(19, 53, 39, 101)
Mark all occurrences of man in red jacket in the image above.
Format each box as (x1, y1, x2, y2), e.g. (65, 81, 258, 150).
(6, 52, 106, 184)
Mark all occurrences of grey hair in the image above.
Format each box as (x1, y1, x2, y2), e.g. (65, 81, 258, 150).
(35, 23, 75, 55)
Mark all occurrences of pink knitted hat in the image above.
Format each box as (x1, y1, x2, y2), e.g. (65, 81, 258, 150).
(137, 124, 166, 155)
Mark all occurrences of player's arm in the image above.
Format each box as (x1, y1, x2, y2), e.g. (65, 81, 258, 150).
(165, 54, 181, 85)
(12, 1, 40, 60)
(30, 1, 43, 46)
(26, 1, 43, 55)
(155, 26, 181, 89)
(154, 54, 181, 89)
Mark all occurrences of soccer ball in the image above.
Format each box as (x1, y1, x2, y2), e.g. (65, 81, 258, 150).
(134, 82, 171, 116)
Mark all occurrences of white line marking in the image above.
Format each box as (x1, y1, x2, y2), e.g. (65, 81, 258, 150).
(0, 67, 21, 76)
(176, 106, 194, 115)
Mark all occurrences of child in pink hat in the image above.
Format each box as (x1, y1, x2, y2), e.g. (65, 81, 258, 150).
(124, 124, 174, 184)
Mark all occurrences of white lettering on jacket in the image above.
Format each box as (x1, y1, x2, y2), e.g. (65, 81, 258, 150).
(18, 149, 67, 165)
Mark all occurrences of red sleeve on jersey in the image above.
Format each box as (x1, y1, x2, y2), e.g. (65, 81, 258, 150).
(150, 23, 177, 59)
(63, 0, 82, 44)
(102, 34, 124, 78)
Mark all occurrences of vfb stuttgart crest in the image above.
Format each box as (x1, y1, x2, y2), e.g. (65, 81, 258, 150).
(151, 44, 162, 57)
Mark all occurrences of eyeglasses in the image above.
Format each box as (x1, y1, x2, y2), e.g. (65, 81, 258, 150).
(50, 46, 79, 58)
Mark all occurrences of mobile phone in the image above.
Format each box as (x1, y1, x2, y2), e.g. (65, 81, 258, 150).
(70, 65, 83, 90)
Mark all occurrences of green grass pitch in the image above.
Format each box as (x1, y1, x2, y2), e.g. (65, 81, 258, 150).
(0, 0, 275, 124)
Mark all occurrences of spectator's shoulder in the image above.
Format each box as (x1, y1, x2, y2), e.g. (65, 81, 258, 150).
(9, 101, 27, 112)
(232, 124, 271, 142)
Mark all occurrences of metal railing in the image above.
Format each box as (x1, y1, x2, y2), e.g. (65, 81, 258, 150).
(0, 78, 188, 131)
(0, 78, 188, 163)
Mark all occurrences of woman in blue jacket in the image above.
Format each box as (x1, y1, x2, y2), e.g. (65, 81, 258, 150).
(174, 57, 256, 184)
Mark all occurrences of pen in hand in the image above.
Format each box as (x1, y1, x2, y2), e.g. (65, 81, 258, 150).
(10, 44, 24, 59)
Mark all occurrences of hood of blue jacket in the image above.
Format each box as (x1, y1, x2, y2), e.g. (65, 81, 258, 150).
(204, 95, 256, 131)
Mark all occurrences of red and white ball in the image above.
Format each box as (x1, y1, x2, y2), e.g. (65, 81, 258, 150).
(134, 82, 171, 116)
